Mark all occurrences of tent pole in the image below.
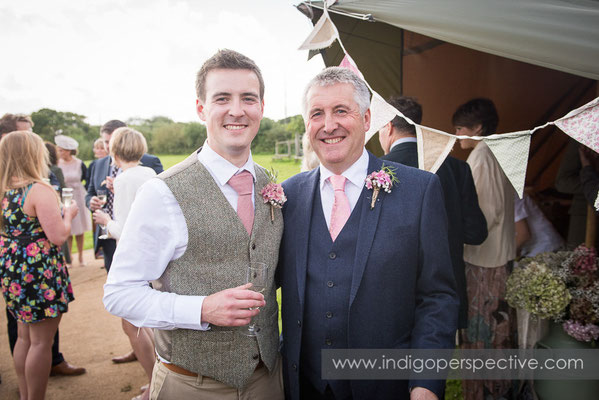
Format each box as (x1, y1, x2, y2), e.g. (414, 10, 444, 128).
(584, 82, 599, 248)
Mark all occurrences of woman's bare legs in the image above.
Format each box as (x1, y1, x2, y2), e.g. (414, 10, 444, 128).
(122, 319, 155, 399)
(15, 316, 61, 400)
(14, 322, 31, 400)
(75, 234, 85, 265)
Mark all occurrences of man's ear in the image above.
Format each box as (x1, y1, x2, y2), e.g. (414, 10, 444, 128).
(196, 98, 205, 121)
(363, 108, 371, 132)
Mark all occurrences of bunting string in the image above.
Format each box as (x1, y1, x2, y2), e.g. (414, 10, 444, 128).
(298, 1, 599, 199)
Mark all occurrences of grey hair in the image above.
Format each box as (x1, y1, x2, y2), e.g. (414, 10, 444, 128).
(302, 67, 371, 119)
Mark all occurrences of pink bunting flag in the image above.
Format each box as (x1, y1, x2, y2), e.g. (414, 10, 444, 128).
(339, 54, 364, 80)
(555, 97, 599, 153)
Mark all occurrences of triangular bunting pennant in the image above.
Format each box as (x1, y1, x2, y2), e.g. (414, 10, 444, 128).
(339, 54, 364, 79)
(298, 9, 339, 51)
(555, 97, 599, 153)
(483, 131, 531, 199)
(365, 91, 400, 143)
(416, 126, 456, 174)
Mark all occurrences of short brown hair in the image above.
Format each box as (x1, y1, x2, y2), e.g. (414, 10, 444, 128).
(109, 127, 147, 163)
(388, 96, 422, 136)
(0, 113, 34, 135)
(452, 98, 498, 137)
(195, 49, 264, 102)
(100, 120, 126, 135)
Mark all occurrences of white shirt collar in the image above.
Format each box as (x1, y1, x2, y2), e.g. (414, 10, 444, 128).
(390, 136, 417, 152)
(319, 148, 369, 191)
(197, 143, 256, 186)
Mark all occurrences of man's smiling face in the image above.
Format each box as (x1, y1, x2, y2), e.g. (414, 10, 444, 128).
(197, 68, 264, 164)
(305, 82, 370, 175)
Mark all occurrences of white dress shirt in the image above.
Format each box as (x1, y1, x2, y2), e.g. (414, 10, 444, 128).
(103, 143, 256, 332)
(389, 136, 417, 152)
(319, 148, 369, 228)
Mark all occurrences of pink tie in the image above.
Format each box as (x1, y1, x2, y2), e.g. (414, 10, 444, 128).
(228, 170, 254, 235)
(329, 175, 350, 242)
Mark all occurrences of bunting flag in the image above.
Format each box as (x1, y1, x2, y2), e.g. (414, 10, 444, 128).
(416, 126, 456, 174)
(339, 54, 364, 79)
(483, 131, 532, 198)
(554, 97, 599, 153)
(298, 12, 598, 194)
(365, 91, 400, 143)
(298, 8, 339, 51)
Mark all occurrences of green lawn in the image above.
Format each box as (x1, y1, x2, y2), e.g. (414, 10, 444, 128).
(82, 153, 302, 250)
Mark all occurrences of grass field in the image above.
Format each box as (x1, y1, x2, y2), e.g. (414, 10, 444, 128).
(81, 153, 302, 251)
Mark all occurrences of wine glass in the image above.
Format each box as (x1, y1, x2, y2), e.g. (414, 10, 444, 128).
(96, 189, 109, 239)
(245, 262, 268, 337)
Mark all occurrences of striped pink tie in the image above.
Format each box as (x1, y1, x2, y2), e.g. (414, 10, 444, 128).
(329, 175, 350, 242)
(228, 171, 254, 235)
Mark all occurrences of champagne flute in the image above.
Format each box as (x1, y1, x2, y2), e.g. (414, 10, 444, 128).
(61, 188, 73, 208)
(245, 262, 268, 337)
(97, 189, 109, 239)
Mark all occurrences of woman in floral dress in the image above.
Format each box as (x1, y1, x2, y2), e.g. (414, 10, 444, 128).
(0, 131, 79, 400)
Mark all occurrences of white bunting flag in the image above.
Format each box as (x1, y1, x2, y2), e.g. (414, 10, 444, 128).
(416, 126, 456, 174)
(483, 132, 531, 198)
(555, 97, 599, 153)
(365, 91, 400, 144)
(298, 9, 339, 51)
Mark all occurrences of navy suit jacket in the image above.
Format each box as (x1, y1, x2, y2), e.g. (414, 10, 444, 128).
(382, 142, 487, 328)
(85, 153, 163, 252)
(277, 152, 459, 400)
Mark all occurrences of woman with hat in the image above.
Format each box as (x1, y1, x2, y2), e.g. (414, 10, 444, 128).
(55, 135, 92, 266)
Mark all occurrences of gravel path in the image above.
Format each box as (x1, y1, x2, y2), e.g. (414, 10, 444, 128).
(0, 249, 148, 400)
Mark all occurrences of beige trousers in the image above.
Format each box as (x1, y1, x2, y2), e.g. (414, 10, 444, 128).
(149, 357, 284, 400)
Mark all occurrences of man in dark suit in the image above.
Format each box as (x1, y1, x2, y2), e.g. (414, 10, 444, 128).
(278, 68, 459, 400)
(85, 119, 163, 363)
(378, 96, 488, 329)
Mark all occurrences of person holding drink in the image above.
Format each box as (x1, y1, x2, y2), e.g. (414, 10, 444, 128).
(55, 135, 91, 267)
(103, 49, 284, 399)
(92, 127, 157, 400)
(0, 130, 79, 399)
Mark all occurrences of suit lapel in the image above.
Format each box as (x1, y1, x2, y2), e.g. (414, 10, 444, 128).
(295, 169, 320, 310)
(349, 153, 385, 307)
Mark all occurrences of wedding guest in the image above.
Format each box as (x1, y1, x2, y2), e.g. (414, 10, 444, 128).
(86, 120, 163, 365)
(379, 96, 487, 330)
(46, 142, 72, 265)
(103, 50, 283, 399)
(87, 138, 108, 190)
(56, 135, 92, 267)
(92, 127, 156, 400)
(1, 117, 85, 380)
(453, 98, 516, 400)
(0, 131, 78, 399)
(278, 67, 458, 400)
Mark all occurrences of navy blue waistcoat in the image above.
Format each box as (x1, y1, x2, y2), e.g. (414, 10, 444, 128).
(300, 188, 363, 399)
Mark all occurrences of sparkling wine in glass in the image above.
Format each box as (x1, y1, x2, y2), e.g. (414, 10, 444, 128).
(97, 189, 109, 239)
(245, 262, 268, 337)
(61, 188, 73, 208)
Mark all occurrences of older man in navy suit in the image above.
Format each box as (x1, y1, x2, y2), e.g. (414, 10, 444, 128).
(277, 68, 459, 400)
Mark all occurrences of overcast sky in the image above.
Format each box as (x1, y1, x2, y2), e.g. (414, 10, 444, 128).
(0, 0, 325, 125)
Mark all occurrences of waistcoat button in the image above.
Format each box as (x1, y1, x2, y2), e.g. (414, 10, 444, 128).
(327, 281, 334, 288)
(325, 311, 333, 319)
(325, 339, 332, 346)
(329, 252, 336, 259)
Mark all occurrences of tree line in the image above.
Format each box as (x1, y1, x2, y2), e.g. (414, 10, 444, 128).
(30, 108, 304, 160)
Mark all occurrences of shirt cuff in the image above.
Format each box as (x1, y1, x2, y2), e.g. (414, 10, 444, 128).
(173, 295, 210, 331)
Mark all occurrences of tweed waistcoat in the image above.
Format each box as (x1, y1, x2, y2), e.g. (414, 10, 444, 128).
(153, 151, 283, 389)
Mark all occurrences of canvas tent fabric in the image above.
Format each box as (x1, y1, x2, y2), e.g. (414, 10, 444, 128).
(302, 0, 599, 80)
(297, 1, 598, 197)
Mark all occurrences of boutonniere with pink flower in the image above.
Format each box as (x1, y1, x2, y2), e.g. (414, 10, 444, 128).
(364, 165, 399, 210)
(260, 168, 287, 222)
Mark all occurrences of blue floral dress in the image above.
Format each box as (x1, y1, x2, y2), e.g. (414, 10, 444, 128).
(1, 184, 74, 323)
